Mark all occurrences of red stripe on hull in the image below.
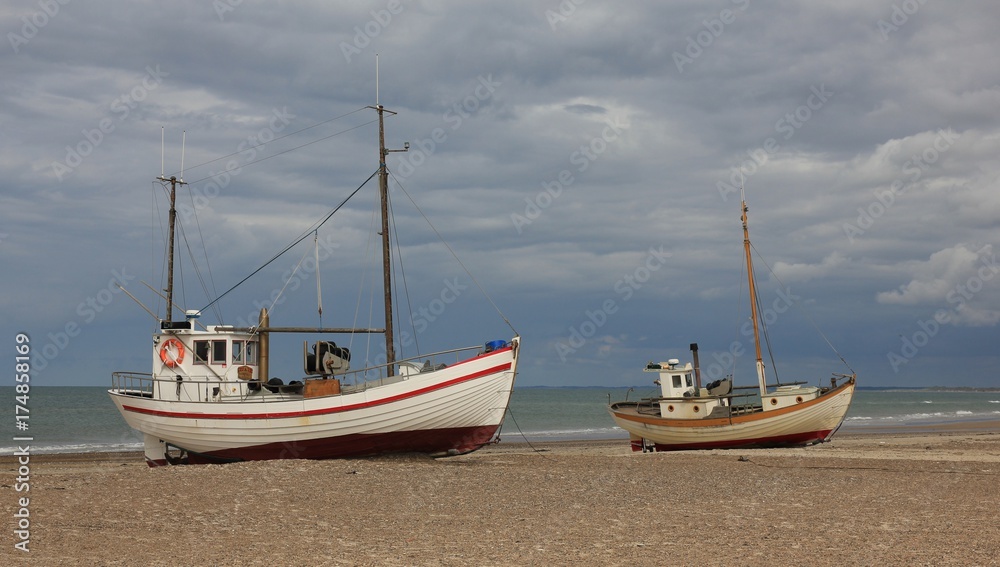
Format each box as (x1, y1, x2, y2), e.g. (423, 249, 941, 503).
(165, 425, 501, 465)
(123, 362, 512, 421)
(647, 429, 834, 452)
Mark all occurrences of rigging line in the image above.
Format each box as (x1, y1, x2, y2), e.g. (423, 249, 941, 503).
(349, 202, 379, 356)
(177, 219, 198, 312)
(176, 195, 221, 321)
(185, 186, 223, 323)
(752, 275, 781, 385)
(750, 242, 856, 375)
(732, 256, 746, 382)
(152, 180, 165, 328)
(365, 275, 376, 373)
(164, 107, 369, 179)
(387, 190, 420, 357)
(314, 231, 323, 327)
(176, 119, 378, 187)
(387, 169, 518, 336)
(268, 243, 314, 315)
(154, 180, 171, 306)
(200, 168, 379, 312)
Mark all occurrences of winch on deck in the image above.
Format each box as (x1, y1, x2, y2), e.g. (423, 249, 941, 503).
(304, 340, 351, 377)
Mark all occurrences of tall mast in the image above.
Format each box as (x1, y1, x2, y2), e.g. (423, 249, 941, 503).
(376, 104, 395, 375)
(158, 174, 186, 324)
(369, 58, 407, 375)
(741, 189, 768, 399)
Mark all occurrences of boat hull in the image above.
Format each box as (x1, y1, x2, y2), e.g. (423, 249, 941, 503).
(608, 378, 855, 452)
(110, 342, 518, 466)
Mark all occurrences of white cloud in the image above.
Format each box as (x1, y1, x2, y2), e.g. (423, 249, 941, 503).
(876, 244, 1000, 327)
(772, 251, 849, 283)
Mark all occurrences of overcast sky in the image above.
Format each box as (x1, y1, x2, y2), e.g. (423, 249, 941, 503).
(3, 1, 1000, 389)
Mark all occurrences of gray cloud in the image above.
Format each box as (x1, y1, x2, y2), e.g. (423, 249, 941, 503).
(3, 1, 1000, 387)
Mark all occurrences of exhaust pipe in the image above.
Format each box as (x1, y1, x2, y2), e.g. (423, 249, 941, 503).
(690, 343, 702, 392)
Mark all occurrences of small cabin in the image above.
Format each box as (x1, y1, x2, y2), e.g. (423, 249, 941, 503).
(152, 321, 261, 402)
(645, 359, 695, 398)
(644, 358, 729, 419)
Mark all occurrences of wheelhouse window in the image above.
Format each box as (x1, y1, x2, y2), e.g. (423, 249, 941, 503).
(194, 340, 228, 365)
(211, 340, 227, 365)
(194, 340, 210, 364)
(233, 340, 258, 365)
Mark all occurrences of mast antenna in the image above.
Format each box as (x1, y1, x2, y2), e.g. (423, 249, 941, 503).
(376, 53, 380, 107)
(161, 126, 165, 177)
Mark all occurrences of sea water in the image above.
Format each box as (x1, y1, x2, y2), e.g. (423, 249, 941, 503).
(2, 386, 999, 455)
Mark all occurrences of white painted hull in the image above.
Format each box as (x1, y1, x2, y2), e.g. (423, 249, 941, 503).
(110, 340, 518, 465)
(608, 378, 855, 451)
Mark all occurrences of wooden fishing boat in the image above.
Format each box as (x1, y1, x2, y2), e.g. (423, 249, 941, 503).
(109, 100, 520, 466)
(608, 191, 855, 452)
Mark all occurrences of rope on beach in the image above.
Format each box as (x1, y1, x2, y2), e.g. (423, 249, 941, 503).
(503, 407, 556, 461)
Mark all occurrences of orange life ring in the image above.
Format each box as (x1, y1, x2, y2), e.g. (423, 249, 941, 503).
(160, 338, 185, 367)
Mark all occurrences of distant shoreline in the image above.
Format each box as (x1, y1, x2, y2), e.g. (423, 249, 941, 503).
(6, 417, 1000, 461)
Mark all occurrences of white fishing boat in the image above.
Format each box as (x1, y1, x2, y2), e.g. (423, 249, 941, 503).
(109, 101, 520, 466)
(608, 191, 855, 452)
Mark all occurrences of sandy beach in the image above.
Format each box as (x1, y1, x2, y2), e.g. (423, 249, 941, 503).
(4, 423, 1000, 566)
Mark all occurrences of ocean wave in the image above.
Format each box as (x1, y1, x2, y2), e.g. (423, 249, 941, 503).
(843, 409, 1000, 426)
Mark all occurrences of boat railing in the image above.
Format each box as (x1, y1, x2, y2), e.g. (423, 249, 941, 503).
(632, 389, 764, 417)
(109, 343, 493, 402)
(110, 372, 155, 397)
(338, 344, 484, 391)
